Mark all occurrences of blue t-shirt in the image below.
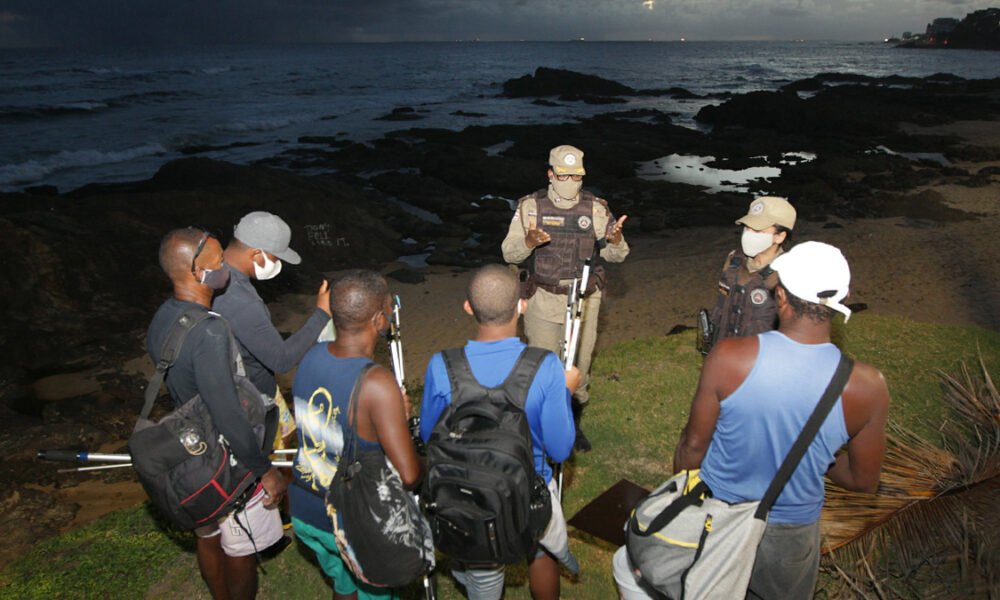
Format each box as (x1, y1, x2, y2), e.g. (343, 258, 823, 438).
(700, 331, 850, 525)
(289, 343, 380, 530)
(419, 337, 575, 483)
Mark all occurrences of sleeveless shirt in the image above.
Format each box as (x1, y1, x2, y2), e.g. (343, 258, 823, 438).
(700, 331, 850, 524)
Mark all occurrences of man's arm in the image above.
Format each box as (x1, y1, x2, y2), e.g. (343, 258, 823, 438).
(226, 297, 330, 376)
(673, 355, 722, 472)
(672, 337, 755, 471)
(419, 354, 449, 442)
(192, 319, 286, 504)
(358, 366, 423, 490)
(537, 354, 576, 464)
(826, 363, 890, 493)
(192, 319, 272, 476)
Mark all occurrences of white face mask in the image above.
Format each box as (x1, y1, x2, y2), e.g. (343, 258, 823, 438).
(253, 251, 282, 280)
(741, 228, 776, 258)
(550, 178, 582, 200)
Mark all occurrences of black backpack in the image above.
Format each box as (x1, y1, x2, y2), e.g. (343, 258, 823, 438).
(422, 346, 553, 565)
(130, 308, 276, 531)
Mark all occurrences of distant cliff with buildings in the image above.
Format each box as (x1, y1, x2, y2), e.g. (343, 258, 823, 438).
(890, 8, 999, 50)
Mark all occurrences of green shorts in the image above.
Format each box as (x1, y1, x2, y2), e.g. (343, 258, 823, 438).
(291, 517, 398, 600)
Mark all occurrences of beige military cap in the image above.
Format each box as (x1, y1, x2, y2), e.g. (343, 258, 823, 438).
(549, 145, 586, 176)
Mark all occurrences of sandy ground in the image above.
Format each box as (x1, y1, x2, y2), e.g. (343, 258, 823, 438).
(26, 120, 1000, 548)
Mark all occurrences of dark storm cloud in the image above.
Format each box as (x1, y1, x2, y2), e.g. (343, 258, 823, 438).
(0, 0, 994, 46)
(770, 7, 810, 18)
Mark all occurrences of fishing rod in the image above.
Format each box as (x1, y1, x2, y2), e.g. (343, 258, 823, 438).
(388, 294, 405, 387)
(386, 295, 436, 600)
(555, 257, 593, 503)
(388, 295, 425, 450)
(564, 257, 591, 371)
(38, 449, 293, 469)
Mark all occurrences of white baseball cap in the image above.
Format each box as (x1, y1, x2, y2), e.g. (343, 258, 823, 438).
(771, 241, 852, 321)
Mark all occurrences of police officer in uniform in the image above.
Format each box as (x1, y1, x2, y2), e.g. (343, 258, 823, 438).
(706, 196, 796, 350)
(502, 145, 629, 451)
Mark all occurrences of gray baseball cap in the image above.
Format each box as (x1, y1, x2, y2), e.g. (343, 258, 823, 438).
(233, 211, 302, 265)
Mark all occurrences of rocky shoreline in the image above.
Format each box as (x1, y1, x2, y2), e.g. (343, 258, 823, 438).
(1, 69, 999, 558)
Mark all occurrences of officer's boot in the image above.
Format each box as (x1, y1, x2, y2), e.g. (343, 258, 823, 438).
(571, 396, 592, 453)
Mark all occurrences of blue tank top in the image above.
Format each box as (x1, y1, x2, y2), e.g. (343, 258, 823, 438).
(289, 344, 379, 529)
(700, 331, 850, 524)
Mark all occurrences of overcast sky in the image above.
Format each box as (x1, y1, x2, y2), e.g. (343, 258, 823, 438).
(0, 0, 993, 48)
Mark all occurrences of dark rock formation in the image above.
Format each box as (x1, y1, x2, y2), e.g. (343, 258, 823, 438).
(502, 67, 634, 98)
(376, 107, 424, 121)
(501, 67, 697, 102)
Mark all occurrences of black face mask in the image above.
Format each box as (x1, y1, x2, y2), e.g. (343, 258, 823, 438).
(199, 265, 231, 290)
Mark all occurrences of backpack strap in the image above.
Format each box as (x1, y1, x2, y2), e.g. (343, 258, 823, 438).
(343, 362, 378, 462)
(755, 354, 854, 519)
(140, 308, 213, 420)
(500, 347, 549, 411)
(631, 478, 711, 537)
(441, 346, 550, 412)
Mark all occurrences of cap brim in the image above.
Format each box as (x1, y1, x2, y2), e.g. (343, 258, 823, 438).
(735, 214, 772, 230)
(552, 165, 586, 176)
(273, 248, 301, 265)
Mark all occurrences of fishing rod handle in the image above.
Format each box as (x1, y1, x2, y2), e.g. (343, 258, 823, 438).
(38, 450, 132, 463)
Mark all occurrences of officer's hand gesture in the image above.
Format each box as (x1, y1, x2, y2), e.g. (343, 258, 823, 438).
(607, 215, 628, 245)
(525, 227, 551, 249)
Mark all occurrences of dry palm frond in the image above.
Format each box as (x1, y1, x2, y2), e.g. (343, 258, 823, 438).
(820, 355, 1000, 596)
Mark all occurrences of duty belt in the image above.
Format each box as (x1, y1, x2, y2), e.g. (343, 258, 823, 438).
(537, 281, 572, 295)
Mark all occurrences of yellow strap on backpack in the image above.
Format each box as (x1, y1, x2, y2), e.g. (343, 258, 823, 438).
(681, 469, 703, 495)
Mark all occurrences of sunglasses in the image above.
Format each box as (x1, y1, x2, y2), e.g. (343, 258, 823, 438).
(188, 227, 219, 274)
(553, 173, 583, 182)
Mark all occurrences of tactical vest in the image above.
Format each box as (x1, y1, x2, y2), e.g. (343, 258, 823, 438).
(527, 189, 607, 293)
(708, 252, 778, 345)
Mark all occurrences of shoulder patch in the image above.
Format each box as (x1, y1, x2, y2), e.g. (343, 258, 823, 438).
(750, 288, 769, 305)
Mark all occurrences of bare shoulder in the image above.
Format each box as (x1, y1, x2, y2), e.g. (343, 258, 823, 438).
(704, 335, 759, 397)
(360, 365, 400, 400)
(841, 358, 890, 433)
(844, 360, 889, 401)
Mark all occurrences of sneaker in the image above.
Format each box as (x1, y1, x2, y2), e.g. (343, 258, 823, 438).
(574, 427, 592, 453)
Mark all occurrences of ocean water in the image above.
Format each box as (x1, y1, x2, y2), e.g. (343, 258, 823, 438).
(1, 41, 997, 193)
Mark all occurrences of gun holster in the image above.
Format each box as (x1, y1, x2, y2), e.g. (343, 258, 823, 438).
(697, 308, 715, 356)
(518, 268, 537, 300)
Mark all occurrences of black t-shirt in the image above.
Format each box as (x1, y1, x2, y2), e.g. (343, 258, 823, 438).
(146, 298, 271, 477)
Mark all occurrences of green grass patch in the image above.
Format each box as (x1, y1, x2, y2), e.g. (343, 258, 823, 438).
(3, 314, 999, 599)
(0, 505, 190, 600)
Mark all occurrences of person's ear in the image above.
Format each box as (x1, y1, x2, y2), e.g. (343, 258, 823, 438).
(463, 300, 474, 316)
(775, 284, 787, 307)
(774, 230, 788, 246)
(371, 310, 385, 331)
